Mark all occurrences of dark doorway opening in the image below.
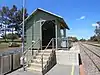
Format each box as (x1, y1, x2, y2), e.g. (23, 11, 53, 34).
(42, 20, 55, 49)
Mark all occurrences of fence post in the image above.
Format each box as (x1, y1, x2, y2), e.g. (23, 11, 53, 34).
(11, 53, 13, 71)
(1, 55, 3, 75)
(41, 55, 43, 73)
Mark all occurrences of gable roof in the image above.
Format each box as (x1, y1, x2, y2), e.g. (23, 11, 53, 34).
(22, 8, 70, 30)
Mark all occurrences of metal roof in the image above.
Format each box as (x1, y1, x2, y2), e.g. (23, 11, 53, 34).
(21, 8, 70, 30)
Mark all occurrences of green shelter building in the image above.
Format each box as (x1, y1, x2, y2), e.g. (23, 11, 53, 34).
(24, 8, 69, 49)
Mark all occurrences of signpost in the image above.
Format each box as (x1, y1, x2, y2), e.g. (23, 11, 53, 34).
(22, 0, 25, 71)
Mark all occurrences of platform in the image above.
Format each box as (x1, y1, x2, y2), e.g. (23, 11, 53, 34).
(46, 48, 80, 75)
(7, 43, 80, 75)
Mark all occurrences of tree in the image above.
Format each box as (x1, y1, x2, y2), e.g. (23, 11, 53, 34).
(94, 21, 100, 42)
(89, 35, 98, 41)
(0, 9, 3, 33)
(0, 5, 28, 42)
(0, 6, 10, 41)
(79, 38, 86, 41)
(68, 36, 78, 42)
(8, 5, 28, 35)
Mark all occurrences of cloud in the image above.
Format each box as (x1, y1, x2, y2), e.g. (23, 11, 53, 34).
(80, 16, 85, 19)
(76, 16, 86, 20)
(92, 23, 99, 27)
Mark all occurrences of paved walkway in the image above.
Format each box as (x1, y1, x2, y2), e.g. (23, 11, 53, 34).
(46, 64, 79, 75)
(46, 43, 80, 75)
(70, 42, 80, 53)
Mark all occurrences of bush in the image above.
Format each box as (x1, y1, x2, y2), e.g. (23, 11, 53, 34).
(8, 42, 20, 47)
(3, 33, 19, 40)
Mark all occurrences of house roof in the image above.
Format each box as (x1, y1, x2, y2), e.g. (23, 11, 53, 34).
(21, 8, 70, 30)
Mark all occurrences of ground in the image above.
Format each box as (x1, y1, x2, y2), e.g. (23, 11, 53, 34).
(0, 42, 21, 52)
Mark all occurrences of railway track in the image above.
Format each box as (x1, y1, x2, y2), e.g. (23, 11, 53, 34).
(80, 43, 100, 58)
(79, 42, 100, 72)
(85, 43, 100, 52)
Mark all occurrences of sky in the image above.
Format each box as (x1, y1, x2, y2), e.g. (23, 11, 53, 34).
(0, 0, 100, 39)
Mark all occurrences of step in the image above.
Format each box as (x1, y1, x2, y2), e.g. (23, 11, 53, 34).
(40, 50, 52, 53)
(36, 55, 49, 59)
(38, 52, 51, 56)
(31, 59, 48, 64)
(27, 66, 42, 72)
(29, 62, 46, 67)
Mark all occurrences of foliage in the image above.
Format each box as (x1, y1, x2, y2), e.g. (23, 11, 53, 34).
(8, 42, 20, 47)
(0, 5, 28, 41)
(91, 21, 100, 42)
(95, 22, 100, 36)
(89, 35, 100, 43)
(3, 33, 19, 40)
(79, 38, 86, 41)
(68, 36, 78, 42)
(8, 5, 28, 31)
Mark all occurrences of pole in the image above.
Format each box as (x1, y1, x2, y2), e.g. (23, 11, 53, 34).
(22, 0, 25, 71)
(55, 24, 57, 50)
(66, 29, 68, 49)
(40, 19, 42, 50)
(64, 28, 66, 37)
(39, 19, 46, 50)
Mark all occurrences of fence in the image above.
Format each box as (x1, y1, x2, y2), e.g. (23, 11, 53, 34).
(0, 48, 22, 75)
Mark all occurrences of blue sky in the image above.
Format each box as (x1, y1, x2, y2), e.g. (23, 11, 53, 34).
(0, 0, 100, 39)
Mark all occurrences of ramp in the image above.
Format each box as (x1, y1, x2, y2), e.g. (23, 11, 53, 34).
(46, 50, 79, 75)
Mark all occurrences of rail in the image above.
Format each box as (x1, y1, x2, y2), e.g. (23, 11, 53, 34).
(23, 39, 40, 67)
(79, 42, 100, 72)
(23, 39, 40, 55)
(41, 38, 54, 71)
(43, 50, 56, 74)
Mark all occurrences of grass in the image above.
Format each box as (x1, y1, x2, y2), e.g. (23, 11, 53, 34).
(0, 39, 22, 42)
(0, 39, 26, 52)
(0, 43, 9, 49)
(0, 42, 22, 52)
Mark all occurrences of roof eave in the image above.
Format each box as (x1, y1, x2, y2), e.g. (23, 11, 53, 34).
(20, 8, 70, 30)
(59, 18, 70, 30)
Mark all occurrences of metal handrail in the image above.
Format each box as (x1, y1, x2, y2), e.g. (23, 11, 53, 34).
(44, 38, 54, 50)
(23, 39, 40, 66)
(41, 38, 54, 70)
(23, 39, 40, 55)
(44, 50, 54, 70)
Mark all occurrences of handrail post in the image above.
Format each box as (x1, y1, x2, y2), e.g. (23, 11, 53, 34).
(41, 54, 43, 71)
(52, 38, 54, 50)
(52, 38, 53, 50)
(31, 44, 34, 60)
(32, 42, 33, 56)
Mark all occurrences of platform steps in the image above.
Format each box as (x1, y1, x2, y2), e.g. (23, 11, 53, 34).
(27, 49, 53, 72)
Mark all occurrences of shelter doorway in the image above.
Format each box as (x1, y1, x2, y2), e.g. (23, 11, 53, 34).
(42, 20, 55, 49)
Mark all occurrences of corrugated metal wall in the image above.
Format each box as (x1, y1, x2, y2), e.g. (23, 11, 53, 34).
(0, 50, 22, 74)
